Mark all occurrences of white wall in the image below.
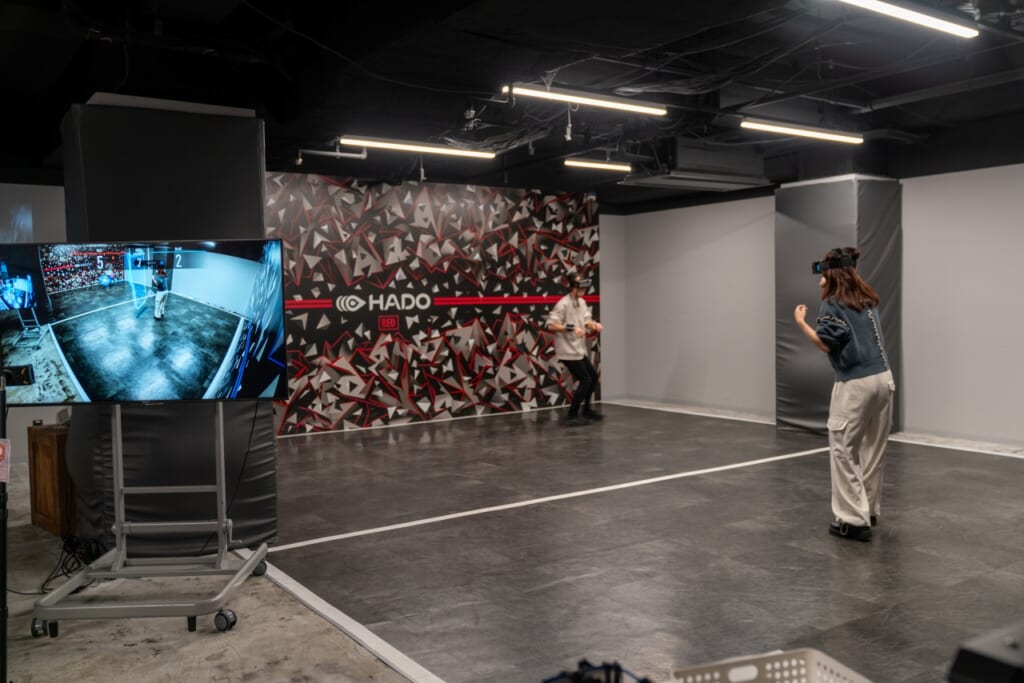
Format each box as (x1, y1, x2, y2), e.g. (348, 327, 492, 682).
(0, 182, 66, 243)
(901, 163, 1024, 446)
(598, 214, 626, 398)
(620, 196, 776, 418)
(172, 250, 261, 315)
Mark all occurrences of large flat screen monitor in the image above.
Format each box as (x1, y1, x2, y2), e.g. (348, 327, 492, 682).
(0, 239, 287, 405)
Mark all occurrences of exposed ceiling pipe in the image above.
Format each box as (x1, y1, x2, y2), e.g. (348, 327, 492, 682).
(299, 148, 368, 160)
(727, 35, 1024, 113)
(854, 66, 1024, 113)
(590, 55, 867, 110)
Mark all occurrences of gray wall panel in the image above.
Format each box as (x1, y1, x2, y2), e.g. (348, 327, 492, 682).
(902, 163, 1024, 445)
(623, 197, 775, 417)
(598, 214, 627, 399)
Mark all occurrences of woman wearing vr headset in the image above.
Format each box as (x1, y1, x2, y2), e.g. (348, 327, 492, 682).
(546, 271, 604, 426)
(793, 247, 895, 542)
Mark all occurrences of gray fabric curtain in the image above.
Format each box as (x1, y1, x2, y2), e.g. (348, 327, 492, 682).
(775, 176, 901, 433)
(66, 401, 277, 556)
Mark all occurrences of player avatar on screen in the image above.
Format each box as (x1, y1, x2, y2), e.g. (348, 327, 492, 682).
(0, 275, 34, 310)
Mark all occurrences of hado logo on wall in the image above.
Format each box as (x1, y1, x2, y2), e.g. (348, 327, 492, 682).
(335, 292, 433, 313)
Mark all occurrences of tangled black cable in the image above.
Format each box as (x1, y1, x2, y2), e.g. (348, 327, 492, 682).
(543, 659, 652, 683)
(39, 535, 108, 594)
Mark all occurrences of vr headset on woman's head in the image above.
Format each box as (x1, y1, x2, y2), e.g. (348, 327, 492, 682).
(812, 252, 856, 274)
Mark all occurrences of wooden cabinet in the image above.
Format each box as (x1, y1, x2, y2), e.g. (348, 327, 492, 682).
(27, 423, 76, 536)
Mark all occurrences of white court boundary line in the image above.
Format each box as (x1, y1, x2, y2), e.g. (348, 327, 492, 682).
(603, 399, 775, 425)
(889, 434, 1024, 460)
(270, 446, 828, 554)
(235, 548, 446, 683)
(277, 404, 566, 438)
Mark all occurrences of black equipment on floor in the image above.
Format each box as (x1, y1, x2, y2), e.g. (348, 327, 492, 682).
(949, 619, 1024, 683)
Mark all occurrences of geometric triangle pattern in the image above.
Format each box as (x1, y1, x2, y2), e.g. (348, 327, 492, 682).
(265, 172, 600, 434)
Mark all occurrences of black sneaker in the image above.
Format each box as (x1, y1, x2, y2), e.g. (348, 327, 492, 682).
(829, 519, 872, 542)
(566, 415, 589, 427)
(582, 410, 604, 422)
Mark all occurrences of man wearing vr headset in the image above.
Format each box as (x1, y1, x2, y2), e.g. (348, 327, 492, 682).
(546, 271, 604, 426)
(793, 247, 895, 542)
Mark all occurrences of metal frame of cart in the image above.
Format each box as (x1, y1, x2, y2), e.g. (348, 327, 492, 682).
(31, 402, 268, 637)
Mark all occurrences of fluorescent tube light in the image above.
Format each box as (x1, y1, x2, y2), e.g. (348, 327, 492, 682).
(502, 85, 667, 116)
(564, 159, 633, 173)
(836, 0, 979, 38)
(740, 119, 864, 144)
(339, 136, 496, 159)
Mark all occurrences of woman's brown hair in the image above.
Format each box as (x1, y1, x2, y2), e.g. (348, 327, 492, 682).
(820, 247, 880, 311)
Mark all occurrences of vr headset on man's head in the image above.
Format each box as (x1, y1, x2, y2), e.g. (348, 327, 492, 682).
(571, 277, 592, 289)
(812, 252, 856, 274)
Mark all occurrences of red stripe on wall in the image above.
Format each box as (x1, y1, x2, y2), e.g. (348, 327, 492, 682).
(285, 296, 601, 310)
(285, 299, 334, 310)
(433, 295, 600, 306)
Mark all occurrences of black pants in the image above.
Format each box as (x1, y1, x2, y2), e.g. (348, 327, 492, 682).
(562, 356, 599, 416)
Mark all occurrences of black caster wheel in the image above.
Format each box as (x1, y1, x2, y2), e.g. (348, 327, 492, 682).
(252, 560, 267, 577)
(187, 615, 197, 632)
(214, 608, 237, 632)
(30, 619, 47, 638)
(47, 620, 59, 638)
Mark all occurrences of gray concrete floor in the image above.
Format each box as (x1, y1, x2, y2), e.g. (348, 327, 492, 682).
(9, 403, 1023, 683)
(5, 452, 408, 683)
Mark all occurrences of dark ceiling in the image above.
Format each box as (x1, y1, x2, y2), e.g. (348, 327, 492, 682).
(4, 0, 1024, 212)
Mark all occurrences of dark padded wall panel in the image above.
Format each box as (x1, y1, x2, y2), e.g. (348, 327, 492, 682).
(775, 176, 902, 433)
(61, 104, 265, 243)
(61, 102, 276, 554)
(856, 180, 902, 430)
(775, 180, 858, 433)
(67, 402, 278, 556)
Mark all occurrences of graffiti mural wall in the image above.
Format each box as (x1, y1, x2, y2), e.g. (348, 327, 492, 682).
(265, 173, 600, 434)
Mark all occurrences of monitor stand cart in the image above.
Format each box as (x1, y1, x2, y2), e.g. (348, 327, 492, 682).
(30, 402, 269, 637)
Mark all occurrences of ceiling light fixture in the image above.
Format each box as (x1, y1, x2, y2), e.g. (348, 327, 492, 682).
(502, 84, 667, 116)
(740, 119, 864, 144)
(564, 159, 633, 173)
(338, 136, 495, 159)
(834, 0, 979, 38)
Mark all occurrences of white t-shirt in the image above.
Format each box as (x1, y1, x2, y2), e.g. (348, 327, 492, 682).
(546, 293, 592, 360)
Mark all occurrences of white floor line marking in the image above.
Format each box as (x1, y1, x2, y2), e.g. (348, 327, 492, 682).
(889, 434, 1024, 459)
(602, 400, 775, 425)
(270, 446, 828, 554)
(277, 404, 566, 438)
(234, 548, 446, 683)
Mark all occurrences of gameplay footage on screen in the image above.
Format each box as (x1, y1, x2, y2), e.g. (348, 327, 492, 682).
(0, 239, 287, 405)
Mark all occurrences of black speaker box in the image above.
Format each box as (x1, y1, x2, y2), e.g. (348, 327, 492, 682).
(949, 620, 1024, 683)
